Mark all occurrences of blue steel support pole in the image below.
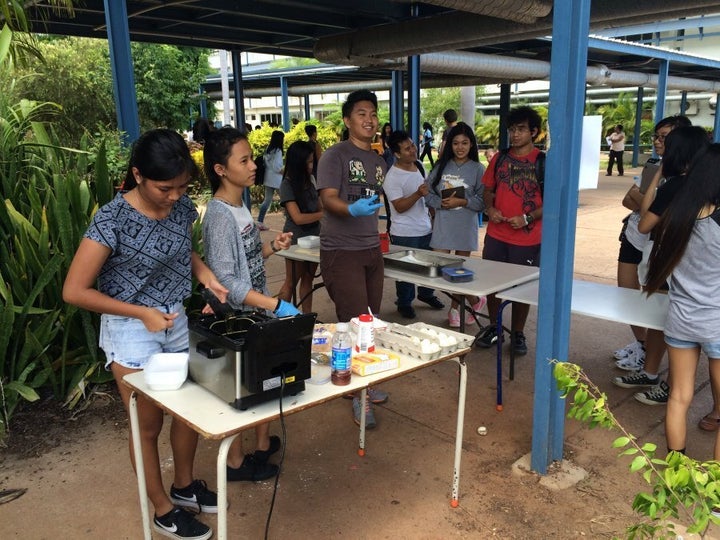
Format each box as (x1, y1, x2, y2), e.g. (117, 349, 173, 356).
(655, 59, 669, 127)
(715, 94, 720, 143)
(231, 51, 246, 128)
(531, 0, 591, 474)
(407, 55, 421, 147)
(199, 85, 208, 120)
(304, 95, 311, 121)
(103, 0, 139, 144)
(633, 87, 644, 167)
(499, 84, 511, 149)
(281, 77, 290, 132)
(391, 70, 404, 130)
(679, 91, 688, 115)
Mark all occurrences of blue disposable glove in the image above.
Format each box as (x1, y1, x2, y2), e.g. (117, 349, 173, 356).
(348, 194, 383, 217)
(274, 300, 301, 318)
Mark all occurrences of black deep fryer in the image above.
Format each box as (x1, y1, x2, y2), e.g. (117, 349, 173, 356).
(188, 311, 316, 410)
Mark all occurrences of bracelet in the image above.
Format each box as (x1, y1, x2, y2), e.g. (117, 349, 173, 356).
(522, 214, 529, 226)
(270, 240, 280, 253)
(525, 213, 535, 225)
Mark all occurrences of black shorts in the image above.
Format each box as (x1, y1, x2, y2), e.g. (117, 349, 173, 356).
(482, 235, 540, 267)
(617, 235, 642, 265)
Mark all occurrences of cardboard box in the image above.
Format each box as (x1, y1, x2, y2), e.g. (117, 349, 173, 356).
(351, 349, 400, 376)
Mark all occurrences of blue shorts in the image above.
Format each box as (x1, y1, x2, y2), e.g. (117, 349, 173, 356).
(664, 335, 720, 360)
(99, 302, 189, 369)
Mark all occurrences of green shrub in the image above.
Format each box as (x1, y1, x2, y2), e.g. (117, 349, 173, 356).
(0, 24, 115, 440)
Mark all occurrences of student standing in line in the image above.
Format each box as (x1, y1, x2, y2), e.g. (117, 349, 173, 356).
(437, 108, 458, 156)
(202, 127, 300, 482)
(606, 124, 626, 176)
(644, 143, 720, 465)
(317, 89, 388, 429)
(277, 141, 323, 313)
(305, 124, 323, 178)
(63, 129, 226, 540)
(612, 115, 692, 375)
(614, 126, 709, 409)
(424, 122, 486, 328)
(475, 106, 544, 355)
(419, 122, 435, 168)
(257, 130, 285, 231)
(384, 129, 444, 319)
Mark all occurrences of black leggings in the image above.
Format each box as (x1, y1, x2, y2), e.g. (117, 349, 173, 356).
(419, 144, 434, 167)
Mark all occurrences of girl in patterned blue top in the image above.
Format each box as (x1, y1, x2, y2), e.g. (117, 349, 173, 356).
(63, 129, 227, 540)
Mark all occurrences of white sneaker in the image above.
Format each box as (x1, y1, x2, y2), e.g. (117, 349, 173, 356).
(615, 347, 645, 371)
(613, 340, 642, 360)
(448, 308, 460, 328)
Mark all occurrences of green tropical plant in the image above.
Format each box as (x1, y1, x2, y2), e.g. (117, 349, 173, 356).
(0, 23, 114, 441)
(554, 361, 720, 539)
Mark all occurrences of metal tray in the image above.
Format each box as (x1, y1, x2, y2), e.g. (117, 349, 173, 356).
(383, 250, 465, 277)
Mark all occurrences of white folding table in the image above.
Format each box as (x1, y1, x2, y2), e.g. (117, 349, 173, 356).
(123, 345, 470, 539)
(279, 245, 540, 333)
(494, 279, 668, 408)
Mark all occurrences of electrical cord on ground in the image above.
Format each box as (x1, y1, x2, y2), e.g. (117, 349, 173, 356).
(264, 374, 287, 540)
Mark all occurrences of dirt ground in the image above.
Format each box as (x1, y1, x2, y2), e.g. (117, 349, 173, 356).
(2, 169, 720, 539)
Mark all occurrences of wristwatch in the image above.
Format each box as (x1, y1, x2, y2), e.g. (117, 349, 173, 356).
(524, 213, 535, 226)
(270, 240, 280, 252)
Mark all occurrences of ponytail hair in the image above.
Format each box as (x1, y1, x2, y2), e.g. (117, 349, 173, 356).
(203, 127, 249, 194)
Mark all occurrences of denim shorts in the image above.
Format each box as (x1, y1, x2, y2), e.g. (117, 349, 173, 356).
(664, 335, 720, 359)
(99, 302, 189, 369)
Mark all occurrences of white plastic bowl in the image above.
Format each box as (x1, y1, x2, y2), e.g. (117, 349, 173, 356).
(144, 352, 188, 391)
(297, 235, 320, 249)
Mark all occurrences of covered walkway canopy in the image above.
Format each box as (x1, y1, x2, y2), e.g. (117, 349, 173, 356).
(17, 0, 720, 474)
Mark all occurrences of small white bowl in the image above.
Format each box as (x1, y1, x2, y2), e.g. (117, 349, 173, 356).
(144, 352, 188, 391)
(297, 235, 320, 248)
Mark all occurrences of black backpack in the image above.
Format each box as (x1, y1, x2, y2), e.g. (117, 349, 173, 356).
(494, 148, 546, 196)
(254, 152, 266, 186)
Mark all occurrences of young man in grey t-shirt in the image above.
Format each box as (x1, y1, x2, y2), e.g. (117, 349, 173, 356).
(317, 89, 388, 428)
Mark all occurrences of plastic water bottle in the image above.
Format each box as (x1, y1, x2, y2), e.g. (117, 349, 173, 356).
(331, 323, 352, 386)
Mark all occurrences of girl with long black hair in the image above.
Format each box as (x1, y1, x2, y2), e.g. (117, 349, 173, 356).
(277, 141, 323, 313)
(645, 143, 720, 463)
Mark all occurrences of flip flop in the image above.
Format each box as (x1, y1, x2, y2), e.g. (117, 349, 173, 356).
(698, 414, 720, 432)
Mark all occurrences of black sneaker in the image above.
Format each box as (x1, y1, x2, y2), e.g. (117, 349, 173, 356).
(170, 479, 218, 514)
(613, 371, 658, 389)
(512, 331, 528, 356)
(417, 295, 445, 309)
(474, 325, 499, 348)
(227, 454, 279, 482)
(397, 305, 416, 319)
(153, 507, 211, 540)
(634, 380, 670, 406)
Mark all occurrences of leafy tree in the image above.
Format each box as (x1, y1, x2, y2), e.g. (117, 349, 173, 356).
(13, 37, 212, 144)
(14, 36, 115, 145)
(132, 43, 212, 132)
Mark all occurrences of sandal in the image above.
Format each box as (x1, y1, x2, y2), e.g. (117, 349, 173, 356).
(698, 413, 720, 432)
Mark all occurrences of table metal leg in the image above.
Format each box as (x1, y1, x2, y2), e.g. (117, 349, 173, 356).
(450, 356, 467, 507)
(129, 391, 152, 540)
(496, 300, 512, 411)
(357, 388, 367, 456)
(217, 434, 239, 540)
(459, 296, 466, 334)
